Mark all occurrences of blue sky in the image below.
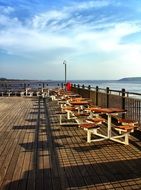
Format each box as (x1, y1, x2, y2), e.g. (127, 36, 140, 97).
(0, 0, 141, 80)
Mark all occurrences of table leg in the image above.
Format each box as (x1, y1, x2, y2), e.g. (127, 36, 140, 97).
(108, 114, 112, 138)
(67, 111, 70, 119)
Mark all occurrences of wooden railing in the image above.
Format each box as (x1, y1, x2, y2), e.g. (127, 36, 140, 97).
(71, 84, 141, 130)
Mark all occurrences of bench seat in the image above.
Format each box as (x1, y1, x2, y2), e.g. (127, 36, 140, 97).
(111, 124, 138, 145)
(79, 123, 100, 129)
(117, 118, 138, 126)
(78, 122, 106, 143)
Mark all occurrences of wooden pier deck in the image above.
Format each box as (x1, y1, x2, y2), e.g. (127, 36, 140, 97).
(0, 97, 141, 190)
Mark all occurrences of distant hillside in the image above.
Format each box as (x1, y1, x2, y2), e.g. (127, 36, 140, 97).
(0, 78, 7, 81)
(119, 77, 141, 81)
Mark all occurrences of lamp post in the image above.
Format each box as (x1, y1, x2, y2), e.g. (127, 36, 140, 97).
(63, 60, 67, 90)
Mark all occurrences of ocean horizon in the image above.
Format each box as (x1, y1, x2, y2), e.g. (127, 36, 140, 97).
(1, 79, 141, 94)
(70, 80, 141, 93)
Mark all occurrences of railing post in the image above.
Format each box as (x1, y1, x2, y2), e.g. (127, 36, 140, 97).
(88, 85, 91, 99)
(24, 83, 26, 90)
(77, 84, 80, 95)
(88, 85, 91, 90)
(96, 86, 99, 106)
(74, 84, 77, 93)
(122, 88, 126, 118)
(106, 87, 110, 108)
(82, 84, 85, 89)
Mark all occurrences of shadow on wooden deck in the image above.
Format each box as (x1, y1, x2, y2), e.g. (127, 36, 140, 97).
(3, 97, 141, 190)
(4, 158, 141, 190)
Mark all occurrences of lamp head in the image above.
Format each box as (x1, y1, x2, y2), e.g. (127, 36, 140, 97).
(63, 60, 66, 65)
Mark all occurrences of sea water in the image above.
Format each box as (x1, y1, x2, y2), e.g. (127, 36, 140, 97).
(70, 80, 141, 94)
(0, 80, 141, 94)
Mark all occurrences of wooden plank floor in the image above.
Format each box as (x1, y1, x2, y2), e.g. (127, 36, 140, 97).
(0, 97, 141, 190)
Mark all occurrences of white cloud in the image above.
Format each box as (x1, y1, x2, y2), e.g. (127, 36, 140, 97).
(32, 10, 68, 30)
(0, 6, 14, 15)
(0, 28, 74, 55)
(1, 0, 141, 80)
(1, 12, 141, 60)
(0, 15, 21, 28)
(109, 22, 141, 38)
(30, 0, 112, 32)
(66, 0, 111, 12)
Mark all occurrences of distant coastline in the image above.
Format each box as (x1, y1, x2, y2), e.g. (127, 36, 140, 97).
(119, 77, 141, 81)
(1, 77, 141, 82)
(0, 78, 29, 81)
(0, 78, 53, 82)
